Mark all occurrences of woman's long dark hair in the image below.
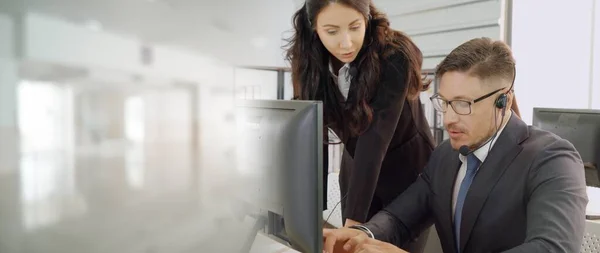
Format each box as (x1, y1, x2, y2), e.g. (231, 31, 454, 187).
(284, 0, 429, 141)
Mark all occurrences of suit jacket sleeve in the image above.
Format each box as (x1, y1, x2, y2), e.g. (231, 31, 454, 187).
(501, 139, 588, 253)
(343, 55, 409, 222)
(362, 149, 436, 246)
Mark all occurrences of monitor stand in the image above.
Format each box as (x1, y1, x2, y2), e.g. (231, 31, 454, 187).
(267, 211, 289, 240)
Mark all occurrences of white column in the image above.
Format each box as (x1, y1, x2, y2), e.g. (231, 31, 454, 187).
(0, 59, 17, 127)
(0, 12, 22, 253)
(0, 13, 20, 174)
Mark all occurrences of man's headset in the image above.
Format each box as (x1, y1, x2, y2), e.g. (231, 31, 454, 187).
(494, 64, 516, 110)
(495, 93, 508, 110)
(497, 65, 516, 109)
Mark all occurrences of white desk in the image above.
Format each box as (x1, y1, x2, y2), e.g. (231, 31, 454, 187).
(587, 186, 600, 214)
(587, 186, 600, 222)
(250, 233, 300, 253)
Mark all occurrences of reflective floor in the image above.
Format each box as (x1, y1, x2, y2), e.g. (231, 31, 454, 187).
(0, 135, 252, 253)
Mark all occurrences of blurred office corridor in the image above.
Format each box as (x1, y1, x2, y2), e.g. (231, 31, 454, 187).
(1, 77, 224, 252)
(0, 0, 302, 251)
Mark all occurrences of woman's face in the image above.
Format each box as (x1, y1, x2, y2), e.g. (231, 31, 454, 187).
(315, 3, 366, 64)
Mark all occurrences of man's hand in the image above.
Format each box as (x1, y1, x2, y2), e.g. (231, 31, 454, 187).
(323, 228, 366, 253)
(344, 218, 361, 228)
(323, 228, 409, 253)
(346, 238, 408, 253)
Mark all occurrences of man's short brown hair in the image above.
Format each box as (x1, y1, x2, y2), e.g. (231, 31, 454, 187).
(435, 37, 516, 85)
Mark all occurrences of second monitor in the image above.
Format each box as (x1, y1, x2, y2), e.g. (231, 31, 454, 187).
(532, 107, 600, 184)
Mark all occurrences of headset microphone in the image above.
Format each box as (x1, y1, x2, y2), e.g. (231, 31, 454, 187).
(458, 134, 494, 156)
(459, 145, 471, 156)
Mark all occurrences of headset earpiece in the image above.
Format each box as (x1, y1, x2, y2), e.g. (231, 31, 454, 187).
(496, 93, 508, 117)
(495, 94, 507, 109)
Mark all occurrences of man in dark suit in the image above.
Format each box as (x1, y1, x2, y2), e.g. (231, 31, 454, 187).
(322, 37, 588, 253)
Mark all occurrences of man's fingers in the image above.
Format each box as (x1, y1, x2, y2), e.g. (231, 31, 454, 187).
(355, 243, 380, 253)
(342, 233, 367, 251)
(322, 228, 363, 253)
(323, 233, 337, 253)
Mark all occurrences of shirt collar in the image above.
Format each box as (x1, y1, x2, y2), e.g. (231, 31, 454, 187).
(459, 111, 512, 164)
(328, 60, 350, 78)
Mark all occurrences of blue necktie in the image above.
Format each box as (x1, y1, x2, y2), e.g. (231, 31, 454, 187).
(454, 154, 481, 253)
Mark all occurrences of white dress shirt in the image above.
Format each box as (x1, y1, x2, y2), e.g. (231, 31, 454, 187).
(329, 61, 351, 100)
(452, 112, 511, 217)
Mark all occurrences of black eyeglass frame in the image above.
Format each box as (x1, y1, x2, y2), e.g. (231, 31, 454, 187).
(429, 87, 505, 115)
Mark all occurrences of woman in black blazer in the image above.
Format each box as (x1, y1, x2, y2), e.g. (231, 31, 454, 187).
(285, 0, 435, 236)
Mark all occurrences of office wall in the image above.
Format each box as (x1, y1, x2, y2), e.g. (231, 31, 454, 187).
(22, 12, 229, 85)
(233, 69, 278, 100)
(0, 13, 13, 58)
(23, 12, 141, 75)
(72, 87, 195, 146)
(74, 90, 126, 146)
(18, 81, 74, 152)
(512, 0, 597, 124)
(593, 0, 600, 109)
(143, 89, 192, 144)
(380, 0, 507, 70)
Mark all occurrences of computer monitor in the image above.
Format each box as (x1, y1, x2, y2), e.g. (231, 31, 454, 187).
(234, 99, 323, 253)
(532, 107, 600, 176)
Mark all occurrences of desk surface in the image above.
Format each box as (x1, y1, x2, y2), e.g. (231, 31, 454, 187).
(250, 233, 300, 253)
(587, 186, 600, 224)
(588, 186, 600, 216)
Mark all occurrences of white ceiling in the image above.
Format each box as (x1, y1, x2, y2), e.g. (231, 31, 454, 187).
(4, 0, 300, 67)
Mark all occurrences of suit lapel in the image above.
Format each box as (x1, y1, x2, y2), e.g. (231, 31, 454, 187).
(439, 149, 461, 248)
(459, 114, 528, 252)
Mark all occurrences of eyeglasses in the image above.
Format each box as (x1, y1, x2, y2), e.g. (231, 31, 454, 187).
(430, 88, 504, 115)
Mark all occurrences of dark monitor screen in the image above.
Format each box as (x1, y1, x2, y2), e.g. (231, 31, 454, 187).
(234, 99, 323, 253)
(532, 107, 600, 171)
